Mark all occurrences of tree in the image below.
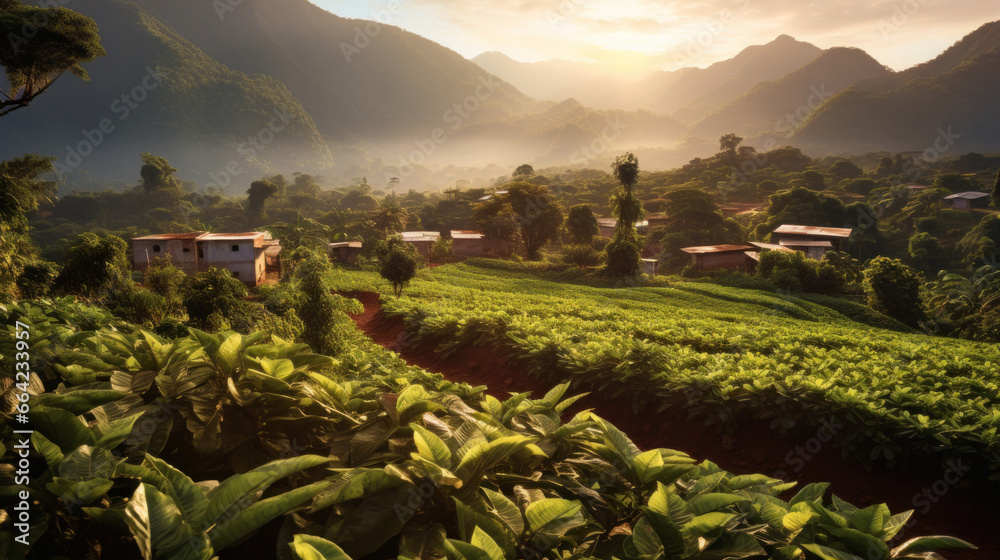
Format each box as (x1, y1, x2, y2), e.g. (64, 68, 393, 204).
(0, 154, 56, 300)
(295, 250, 358, 355)
(605, 152, 643, 278)
(717, 134, 743, 167)
(370, 199, 410, 235)
(0, 2, 106, 116)
(908, 232, 943, 274)
(140, 153, 181, 193)
(246, 179, 279, 224)
(481, 203, 522, 257)
(473, 182, 562, 259)
(862, 257, 927, 328)
(828, 160, 863, 181)
(992, 169, 1000, 207)
(513, 164, 535, 179)
(54, 232, 130, 297)
(565, 204, 599, 245)
(377, 236, 419, 297)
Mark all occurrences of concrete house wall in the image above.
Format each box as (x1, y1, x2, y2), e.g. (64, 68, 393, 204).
(198, 240, 266, 284)
(133, 237, 200, 275)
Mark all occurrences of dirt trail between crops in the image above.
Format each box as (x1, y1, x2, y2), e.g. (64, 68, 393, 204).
(345, 291, 998, 558)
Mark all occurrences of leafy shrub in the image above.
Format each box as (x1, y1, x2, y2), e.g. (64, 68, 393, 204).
(863, 257, 927, 328)
(296, 250, 361, 355)
(430, 237, 455, 262)
(561, 243, 602, 268)
(54, 232, 131, 297)
(15, 260, 58, 299)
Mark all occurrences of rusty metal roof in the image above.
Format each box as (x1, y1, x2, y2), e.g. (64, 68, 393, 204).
(773, 225, 853, 238)
(944, 191, 990, 200)
(750, 242, 796, 252)
(779, 240, 833, 248)
(133, 232, 207, 241)
(681, 244, 755, 254)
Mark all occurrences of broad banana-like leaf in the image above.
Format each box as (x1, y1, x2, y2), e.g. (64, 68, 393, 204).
(210, 481, 330, 551)
(94, 412, 143, 448)
(310, 468, 406, 511)
(412, 423, 453, 468)
(455, 436, 536, 492)
(782, 511, 818, 532)
(847, 503, 890, 536)
(399, 523, 446, 560)
(141, 455, 209, 528)
(470, 527, 505, 560)
(639, 507, 686, 558)
(288, 534, 353, 560)
(205, 472, 272, 527)
(31, 432, 63, 469)
(828, 527, 889, 559)
(46, 477, 114, 507)
(789, 482, 830, 505)
(802, 543, 865, 560)
(890, 536, 977, 557)
(28, 408, 95, 453)
(57, 445, 118, 481)
(648, 482, 694, 527)
(444, 539, 495, 560)
(685, 493, 748, 515)
(33, 390, 126, 415)
(125, 483, 208, 560)
(324, 485, 413, 558)
(631, 449, 664, 486)
(687, 512, 738, 536)
(524, 498, 584, 540)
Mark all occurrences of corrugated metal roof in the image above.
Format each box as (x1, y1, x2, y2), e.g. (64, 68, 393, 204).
(329, 242, 362, 248)
(944, 191, 990, 200)
(773, 225, 853, 238)
(750, 242, 796, 252)
(199, 232, 268, 240)
(779, 240, 833, 248)
(134, 232, 207, 241)
(401, 231, 440, 242)
(681, 244, 754, 254)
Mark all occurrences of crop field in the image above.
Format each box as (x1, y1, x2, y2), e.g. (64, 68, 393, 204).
(342, 260, 1000, 480)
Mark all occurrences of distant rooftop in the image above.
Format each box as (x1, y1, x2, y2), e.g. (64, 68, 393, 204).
(773, 225, 853, 238)
(329, 241, 362, 248)
(134, 232, 207, 241)
(750, 242, 796, 252)
(944, 191, 991, 200)
(401, 231, 441, 242)
(681, 244, 754, 254)
(779, 240, 833, 248)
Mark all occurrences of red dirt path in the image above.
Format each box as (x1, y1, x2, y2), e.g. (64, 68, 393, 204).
(345, 291, 998, 558)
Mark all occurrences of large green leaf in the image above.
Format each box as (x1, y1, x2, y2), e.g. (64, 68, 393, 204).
(210, 481, 330, 551)
(470, 527, 506, 560)
(141, 455, 209, 529)
(411, 423, 453, 468)
(802, 543, 865, 560)
(687, 512, 738, 536)
(789, 482, 830, 505)
(31, 432, 64, 469)
(288, 534, 353, 560)
(481, 488, 524, 541)
(46, 477, 114, 507)
(524, 498, 584, 540)
(890, 536, 977, 557)
(647, 482, 694, 527)
(631, 449, 664, 486)
(124, 483, 207, 560)
(325, 485, 413, 558)
(205, 472, 272, 527)
(94, 412, 143, 448)
(686, 493, 749, 515)
(310, 468, 406, 511)
(640, 507, 686, 558)
(455, 435, 536, 491)
(34, 390, 126, 415)
(28, 408, 95, 452)
(399, 523, 447, 560)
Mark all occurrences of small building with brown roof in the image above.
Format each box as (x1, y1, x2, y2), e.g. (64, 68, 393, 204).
(329, 241, 362, 265)
(771, 225, 853, 252)
(132, 231, 275, 286)
(944, 191, 991, 211)
(681, 244, 755, 272)
(133, 232, 206, 276)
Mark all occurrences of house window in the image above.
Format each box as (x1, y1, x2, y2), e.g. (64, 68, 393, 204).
(183, 248, 191, 253)
(231, 245, 240, 252)
(152, 245, 161, 252)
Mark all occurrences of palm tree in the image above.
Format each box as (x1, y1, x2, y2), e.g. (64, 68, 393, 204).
(370, 199, 410, 235)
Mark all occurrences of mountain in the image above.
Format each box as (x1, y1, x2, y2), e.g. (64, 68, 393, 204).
(137, 0, 536, 148)
(0, 0, 333, 187)
(650, 35, 825, 122)
(690, 48, 892, 139)
(793, 21, 1000, 155)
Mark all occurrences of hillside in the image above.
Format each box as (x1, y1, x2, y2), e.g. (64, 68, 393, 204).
(0, 0, 334, 187)
(691, 47, 892, 138)
(138, 0, 537, 148)
(794, 46, 1000, 155)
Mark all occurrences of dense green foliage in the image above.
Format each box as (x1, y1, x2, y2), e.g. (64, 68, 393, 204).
(369, 261, 1000, 481)
(606, 153, 644, 278)
(0, 300, 975, 560)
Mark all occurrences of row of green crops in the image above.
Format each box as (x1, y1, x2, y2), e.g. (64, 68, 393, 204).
(0, 299, 976, 559)
(367, 261, 1000, 480)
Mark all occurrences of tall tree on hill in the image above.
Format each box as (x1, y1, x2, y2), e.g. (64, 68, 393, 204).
(474, 182, 562, 259)
(246, 179, 278, 225)
(566, 204, 599, 245)
(0, 154, 57, 300)
(717, 133, 743, 168)
(605, 152, 643, 278)
(0, 1, 106, 116)
(992, 169, 1000, 208)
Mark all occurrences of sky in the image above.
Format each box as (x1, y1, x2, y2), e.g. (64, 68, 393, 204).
(313, 0, 1000, 72)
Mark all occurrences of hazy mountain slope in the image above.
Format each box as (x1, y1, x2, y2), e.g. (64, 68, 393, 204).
(472, 52, 653, 108)
(793, 46, 1000, 154)
(138, 0, 537, 148)
(0, 0, 333, 187)
(904, 20, 1000, 78)
(652, 35, 824, 122)
(691, 48, 892, 138)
